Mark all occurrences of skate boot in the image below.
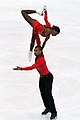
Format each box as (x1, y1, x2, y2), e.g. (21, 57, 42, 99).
(50, 112, 57, 119)
(36, 5, 47, 16)
(41, 109, 51, 115)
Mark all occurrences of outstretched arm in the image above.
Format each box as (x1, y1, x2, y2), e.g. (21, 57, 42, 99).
(30, 29, 36, 51)
(13, 64, 38, 71)
(13, 57, 44, 71)
(41, 36, 50, 50)
(30, 29, 41, 51)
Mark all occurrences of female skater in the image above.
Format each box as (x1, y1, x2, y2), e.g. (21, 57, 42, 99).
(21, 6, 60, 61)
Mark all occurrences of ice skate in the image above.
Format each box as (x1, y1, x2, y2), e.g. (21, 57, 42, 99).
(36, 5, 47, 16)
(41, 109, 51, 115)
(50, 112, 57, 120)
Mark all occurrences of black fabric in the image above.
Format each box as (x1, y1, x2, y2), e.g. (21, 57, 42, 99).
(39, 72, 57, 114)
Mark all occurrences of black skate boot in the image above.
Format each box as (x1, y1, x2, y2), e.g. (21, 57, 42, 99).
(50, 112, 57, 119)
(41, 109, 51, 115)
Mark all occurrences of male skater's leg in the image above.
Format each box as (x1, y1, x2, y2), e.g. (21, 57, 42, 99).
(44, 73, 57, 119)
(39, 77, 51, 115)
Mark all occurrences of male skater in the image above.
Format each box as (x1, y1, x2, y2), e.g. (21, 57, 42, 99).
(13, 46, 57, 119)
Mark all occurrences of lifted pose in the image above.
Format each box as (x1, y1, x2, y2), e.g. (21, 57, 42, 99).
(21, 6, 60, 61)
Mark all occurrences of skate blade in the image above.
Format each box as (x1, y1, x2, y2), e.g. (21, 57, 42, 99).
(51, 116, 58, 120)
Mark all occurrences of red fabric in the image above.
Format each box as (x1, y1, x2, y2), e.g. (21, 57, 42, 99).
(32, 11, 51, 46)
(44, 11, 51, 28)
(22, 55, 49, 75)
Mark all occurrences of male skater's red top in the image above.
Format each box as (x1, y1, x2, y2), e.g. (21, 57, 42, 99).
(22, 55, 49, 76)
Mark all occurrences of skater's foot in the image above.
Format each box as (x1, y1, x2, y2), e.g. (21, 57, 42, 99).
(50, 112, 57, 119)
(36, 5, 47, 16)
(41, 109, 51, 115)
(42, 5, 47, 12)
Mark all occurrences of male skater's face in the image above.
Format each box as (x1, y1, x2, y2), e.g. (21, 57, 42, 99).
(34, 48, 42, 56)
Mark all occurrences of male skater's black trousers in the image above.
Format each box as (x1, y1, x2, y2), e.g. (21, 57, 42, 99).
(39, 72, 57, 114)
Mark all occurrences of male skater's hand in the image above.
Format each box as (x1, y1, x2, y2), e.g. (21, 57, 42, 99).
(13, 66, 22, 70)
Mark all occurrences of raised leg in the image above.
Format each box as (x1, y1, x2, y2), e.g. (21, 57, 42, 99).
(21, 10, 36, 26)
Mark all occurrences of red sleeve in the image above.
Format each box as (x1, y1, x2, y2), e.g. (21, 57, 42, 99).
(44, 11, 51, 27)
(22, 63, 39, 70)
(22, 57, 43, 71)
(35, 33, 41, 46)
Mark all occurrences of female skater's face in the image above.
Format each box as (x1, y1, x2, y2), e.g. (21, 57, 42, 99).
(52, 30, 58, 36)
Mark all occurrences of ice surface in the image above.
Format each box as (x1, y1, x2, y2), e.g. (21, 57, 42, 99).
(0, 0, 80, 120)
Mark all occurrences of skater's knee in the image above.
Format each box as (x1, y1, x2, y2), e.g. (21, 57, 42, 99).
(21, 10, 24, 15)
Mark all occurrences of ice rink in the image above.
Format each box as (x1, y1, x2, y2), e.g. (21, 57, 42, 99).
(0, 0, 80, 120)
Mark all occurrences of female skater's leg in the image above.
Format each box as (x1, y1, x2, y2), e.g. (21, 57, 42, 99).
(21, 10, 36, 26)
